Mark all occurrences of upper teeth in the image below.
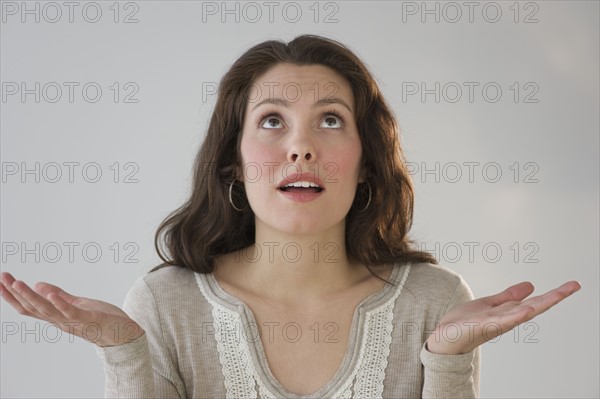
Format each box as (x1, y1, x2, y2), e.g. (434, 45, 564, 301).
(284, 181, 321, 188)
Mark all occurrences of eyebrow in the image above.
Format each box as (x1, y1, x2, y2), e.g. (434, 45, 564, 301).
(251, 97, 354, 113)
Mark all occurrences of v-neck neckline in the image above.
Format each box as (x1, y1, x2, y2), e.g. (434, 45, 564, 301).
(199, 264, 404, 398)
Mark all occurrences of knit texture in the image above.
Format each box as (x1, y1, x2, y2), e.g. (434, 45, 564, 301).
(96, 263, 480, 398)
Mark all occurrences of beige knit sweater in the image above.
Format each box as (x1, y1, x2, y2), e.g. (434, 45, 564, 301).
(96, 263, 480, 398)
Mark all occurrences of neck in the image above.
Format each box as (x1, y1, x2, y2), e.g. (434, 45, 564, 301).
(230, 222, 366, 306)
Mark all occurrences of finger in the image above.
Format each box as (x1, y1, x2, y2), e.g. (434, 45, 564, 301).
(496, 304, 537, 330)
(482, 281, 535, 307)
(520, 281, 581, 318)
(4, 278, 86, 322)
(46, 292, 83, 320)
(0, 272, 17, 286)
(1, 276, 77, 320)
(11, 280, 62, 318)
(3, 281, 41, 316)
(1, 271, 16, 279)
(0, 282, 33, 316)
(33, 282, 78, 304)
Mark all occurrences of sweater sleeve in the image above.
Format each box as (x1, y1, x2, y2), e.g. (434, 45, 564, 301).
(420, 275, 481, 398)
(95, 276, 186, 398)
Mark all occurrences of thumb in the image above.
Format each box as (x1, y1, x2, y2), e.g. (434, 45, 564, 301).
(34, 282, 78, 303)
(483, 281, 535, 307)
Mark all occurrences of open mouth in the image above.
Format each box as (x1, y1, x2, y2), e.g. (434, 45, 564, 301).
(278, 181, 324, 193)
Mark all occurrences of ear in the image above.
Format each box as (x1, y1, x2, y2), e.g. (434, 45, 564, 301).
(234, 133, 245, 181)
(358, 163, 368, 184)
(234, 163, 244, 182)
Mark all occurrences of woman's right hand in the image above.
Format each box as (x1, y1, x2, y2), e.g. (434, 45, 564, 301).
(0, 272, 144, 347)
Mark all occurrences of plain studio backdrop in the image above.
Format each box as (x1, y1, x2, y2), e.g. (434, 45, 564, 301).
(1, 1, 598, 398)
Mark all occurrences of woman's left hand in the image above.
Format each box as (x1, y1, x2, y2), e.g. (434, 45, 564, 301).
(426, 280, 581, 355)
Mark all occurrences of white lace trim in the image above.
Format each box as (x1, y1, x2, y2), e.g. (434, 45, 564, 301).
(195, 265, 411, 399)
(351, 264, 411, 398)
(195, 273, 261, 398)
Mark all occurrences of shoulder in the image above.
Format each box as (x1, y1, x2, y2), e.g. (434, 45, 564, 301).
(125, 265, 205, 309)
(400, 262, 474, 309)
(403, 262, 466, 288)
(141, 264, 198, 290)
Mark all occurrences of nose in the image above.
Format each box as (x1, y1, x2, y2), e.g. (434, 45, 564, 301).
(287, 126, 316, 164)
(290, 151, 312, 162)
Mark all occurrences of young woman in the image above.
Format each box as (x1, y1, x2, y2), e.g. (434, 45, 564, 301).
(0, 35, 581, 398)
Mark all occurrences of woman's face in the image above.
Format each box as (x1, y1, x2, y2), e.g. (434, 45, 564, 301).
(239, 63, 364, 237)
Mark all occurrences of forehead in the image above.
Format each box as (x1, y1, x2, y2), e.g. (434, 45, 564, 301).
(248, 63, 354, 107)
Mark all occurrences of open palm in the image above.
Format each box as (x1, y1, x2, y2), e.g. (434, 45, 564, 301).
(0, 272, 144, 347)
(426, 280, 581, 355)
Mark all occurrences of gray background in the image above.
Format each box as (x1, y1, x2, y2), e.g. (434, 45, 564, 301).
(1, 1, 598, 397)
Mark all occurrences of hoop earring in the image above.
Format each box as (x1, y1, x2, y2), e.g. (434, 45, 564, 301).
(228, 181, 247, 212)
(356, 182, 372, 212)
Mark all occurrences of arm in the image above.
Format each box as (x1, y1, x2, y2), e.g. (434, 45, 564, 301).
(0, 271, 182, 397)
(421, 275, 580, 398)
(95, 276, 186, 398)
(420, 276, 480, 398)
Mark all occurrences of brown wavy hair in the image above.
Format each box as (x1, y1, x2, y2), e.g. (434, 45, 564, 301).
(151, 34, 436, 283)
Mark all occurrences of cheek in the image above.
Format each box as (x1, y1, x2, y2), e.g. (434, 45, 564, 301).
(239, 138, 279, 184)
(329, 143, 363, 182)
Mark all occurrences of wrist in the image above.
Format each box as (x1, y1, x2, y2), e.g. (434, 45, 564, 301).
(426, 336, 466, 355)
(94, 322, 145, 347)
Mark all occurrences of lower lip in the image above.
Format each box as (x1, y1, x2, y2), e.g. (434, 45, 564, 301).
(277, 189, 324, 203)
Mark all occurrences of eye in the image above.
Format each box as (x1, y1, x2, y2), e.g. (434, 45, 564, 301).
(259, 113, 284, 129)
(319, 111, 345, 129)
